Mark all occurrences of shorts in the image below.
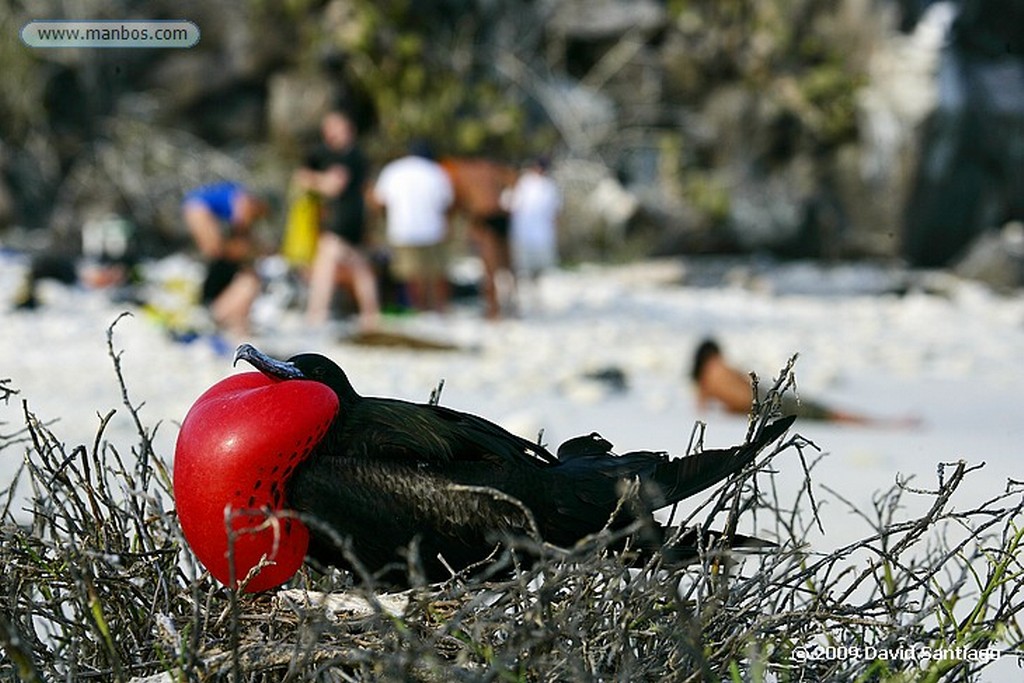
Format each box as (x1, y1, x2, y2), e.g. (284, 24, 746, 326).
(777, 392, 832, 421)
(201, 259, 240, 304)
(756, 385, 832, 420)
(390, 243, 448, 280)
(480, 212, 510, 239)
(512, 241, 557, 276)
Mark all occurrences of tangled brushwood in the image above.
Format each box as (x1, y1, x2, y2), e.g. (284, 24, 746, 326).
(1, 319, 1022, 682)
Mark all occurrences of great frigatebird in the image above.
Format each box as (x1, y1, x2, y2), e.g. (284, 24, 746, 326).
(223, 343, 794, 586)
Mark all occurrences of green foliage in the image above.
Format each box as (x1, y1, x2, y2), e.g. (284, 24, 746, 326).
(666, 0, 866, 148)
(683, 171, 731, 226)
(318, 1, 532, 158)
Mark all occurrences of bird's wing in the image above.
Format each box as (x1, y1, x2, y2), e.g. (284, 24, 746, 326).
(338, 399, 558, 467)
(535, 415, 797, 541)
(287, 455, 540, 581)
(428, 402, 559, 465)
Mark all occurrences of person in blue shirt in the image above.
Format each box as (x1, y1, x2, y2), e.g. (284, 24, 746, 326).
(182, 182, 267, 336)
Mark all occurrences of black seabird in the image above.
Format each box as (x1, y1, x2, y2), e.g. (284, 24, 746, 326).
(235, 344, 794, 585)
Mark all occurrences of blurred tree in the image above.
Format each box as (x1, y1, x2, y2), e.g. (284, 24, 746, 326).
(1, 5, 46, 142)
(317, 0, 552, 160)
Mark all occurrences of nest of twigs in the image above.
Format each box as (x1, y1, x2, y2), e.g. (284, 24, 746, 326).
(0, 319, 1021, 682)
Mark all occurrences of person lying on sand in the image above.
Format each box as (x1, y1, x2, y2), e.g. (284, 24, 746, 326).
(690, 338, 919, 427)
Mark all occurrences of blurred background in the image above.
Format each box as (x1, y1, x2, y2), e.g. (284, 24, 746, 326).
(2, 0, 1022, 278)
(2, 5, 1022, 678)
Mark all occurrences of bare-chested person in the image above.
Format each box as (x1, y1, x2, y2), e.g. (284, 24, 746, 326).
(691, 338, 919, 427)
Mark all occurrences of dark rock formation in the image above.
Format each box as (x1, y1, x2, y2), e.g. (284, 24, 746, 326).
(902, 0, 1024, 267)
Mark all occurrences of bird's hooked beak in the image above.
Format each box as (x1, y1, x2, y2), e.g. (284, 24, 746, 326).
(234, 343, 305, 380)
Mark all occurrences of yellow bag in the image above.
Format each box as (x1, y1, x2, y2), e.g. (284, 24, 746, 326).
(281, 191, 320, 266)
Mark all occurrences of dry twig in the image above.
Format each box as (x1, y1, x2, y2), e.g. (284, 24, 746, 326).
(0, 320, 1020, 681)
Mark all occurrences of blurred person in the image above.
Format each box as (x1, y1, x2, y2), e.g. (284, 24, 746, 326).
(691, 338, 920, 427)
(441, 157, 518, 319)
(296, 109, 380, 331)
(371, 141, 454, 312)
(13, 216, 138, 310)
(182, 181, 267, 336)
(13, 253, 133, 310)
(507, 156, 561, 313)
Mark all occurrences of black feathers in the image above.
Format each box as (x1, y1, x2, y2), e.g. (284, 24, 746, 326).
(236, 345, 794, 585)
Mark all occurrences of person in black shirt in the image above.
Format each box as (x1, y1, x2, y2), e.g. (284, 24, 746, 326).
(296, 110, 380, 330)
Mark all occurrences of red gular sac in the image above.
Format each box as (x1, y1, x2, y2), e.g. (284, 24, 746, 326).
(174, 372, 338, 592)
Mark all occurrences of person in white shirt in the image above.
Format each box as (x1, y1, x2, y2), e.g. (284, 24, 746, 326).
(508, 156, 561, 312)
(371, 141, 454, 312)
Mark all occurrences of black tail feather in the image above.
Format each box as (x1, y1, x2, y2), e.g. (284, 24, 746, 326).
(651, 415, 796, 507)
(661, 527, 778, 564)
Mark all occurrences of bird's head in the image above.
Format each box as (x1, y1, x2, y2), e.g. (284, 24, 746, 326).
(173, 344, 342, 592)
(235, 343, 360, 405)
